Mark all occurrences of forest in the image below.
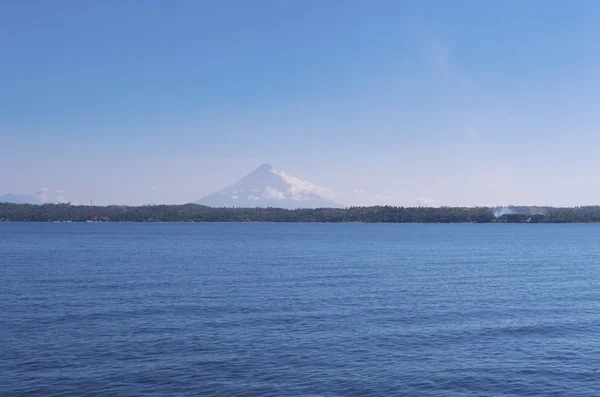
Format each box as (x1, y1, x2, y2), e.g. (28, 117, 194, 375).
(2, 203, 600, 223)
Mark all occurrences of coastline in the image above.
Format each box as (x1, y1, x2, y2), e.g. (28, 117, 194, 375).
(2, 203, 600, 223)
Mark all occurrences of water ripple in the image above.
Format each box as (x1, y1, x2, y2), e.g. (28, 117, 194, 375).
(1, 223, 600, 396)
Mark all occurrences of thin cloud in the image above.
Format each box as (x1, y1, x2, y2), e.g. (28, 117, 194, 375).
(370, 194, 399, 206)
(422, 33, 481, 143)
(425, 38, 454, 82)
(416, 198, 439, 207)
(423, 35, 473, 89)
(374, 194, 397, 200)
(463, 122, 480, 141)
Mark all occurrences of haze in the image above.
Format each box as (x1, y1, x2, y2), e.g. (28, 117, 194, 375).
(2, 1, 600, 207)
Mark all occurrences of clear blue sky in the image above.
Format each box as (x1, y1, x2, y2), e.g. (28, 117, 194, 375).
(2, 1, 600, 206)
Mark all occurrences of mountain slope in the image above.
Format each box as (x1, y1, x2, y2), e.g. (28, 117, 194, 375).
(0, 193, 41, 204)
(196, 164, 342, 209)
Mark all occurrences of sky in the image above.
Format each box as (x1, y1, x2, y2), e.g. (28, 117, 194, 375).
(2, 0, 600, 206)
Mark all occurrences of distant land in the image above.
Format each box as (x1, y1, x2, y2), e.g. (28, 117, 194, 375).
(2, 203, 600, 223)
(195, 164, 343, 209)
(0, 193, 41, 204)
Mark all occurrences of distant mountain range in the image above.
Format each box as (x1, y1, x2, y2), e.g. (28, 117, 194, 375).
(196, 164, 343, 209)
(0, 193, 41, 204)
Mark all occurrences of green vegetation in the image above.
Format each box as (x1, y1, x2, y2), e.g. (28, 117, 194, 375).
(2, 203, 600, 223)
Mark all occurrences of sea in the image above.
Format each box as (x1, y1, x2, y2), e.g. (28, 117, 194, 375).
(1, 223, 599, 396)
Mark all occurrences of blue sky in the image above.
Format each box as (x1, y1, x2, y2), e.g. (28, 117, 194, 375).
(2, 1, 600, 206)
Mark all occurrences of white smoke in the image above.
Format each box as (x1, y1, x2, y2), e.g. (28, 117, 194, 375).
(493, 206, 515, 218)
(263, 186, 286, 200)
(270, 169, 335, 201)
(36, 188, 48, 202)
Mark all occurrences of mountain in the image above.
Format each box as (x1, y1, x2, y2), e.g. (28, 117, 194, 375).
(196, 164, 343, 209)
(0, 193, 41, 204)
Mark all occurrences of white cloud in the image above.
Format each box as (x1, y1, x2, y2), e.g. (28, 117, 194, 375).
(263, 186, 285, 200)
(354, 189, 366, 194)
(270, 169, 335, 201)
(231, 195, 239, 200)
(247, 195, 259, 200)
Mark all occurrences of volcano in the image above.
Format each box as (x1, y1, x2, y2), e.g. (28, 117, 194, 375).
(195, 164, 342, 209)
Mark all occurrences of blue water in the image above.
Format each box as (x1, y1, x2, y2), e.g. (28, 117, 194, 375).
(1, 223, 599, 396)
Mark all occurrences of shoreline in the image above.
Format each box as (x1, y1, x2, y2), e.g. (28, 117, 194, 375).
(2, 203, 600, 223)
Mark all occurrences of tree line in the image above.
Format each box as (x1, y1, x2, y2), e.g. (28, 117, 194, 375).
(3, 203, 600, 223)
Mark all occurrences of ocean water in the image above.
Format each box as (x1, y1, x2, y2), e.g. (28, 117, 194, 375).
(1, 223, 599, 396)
